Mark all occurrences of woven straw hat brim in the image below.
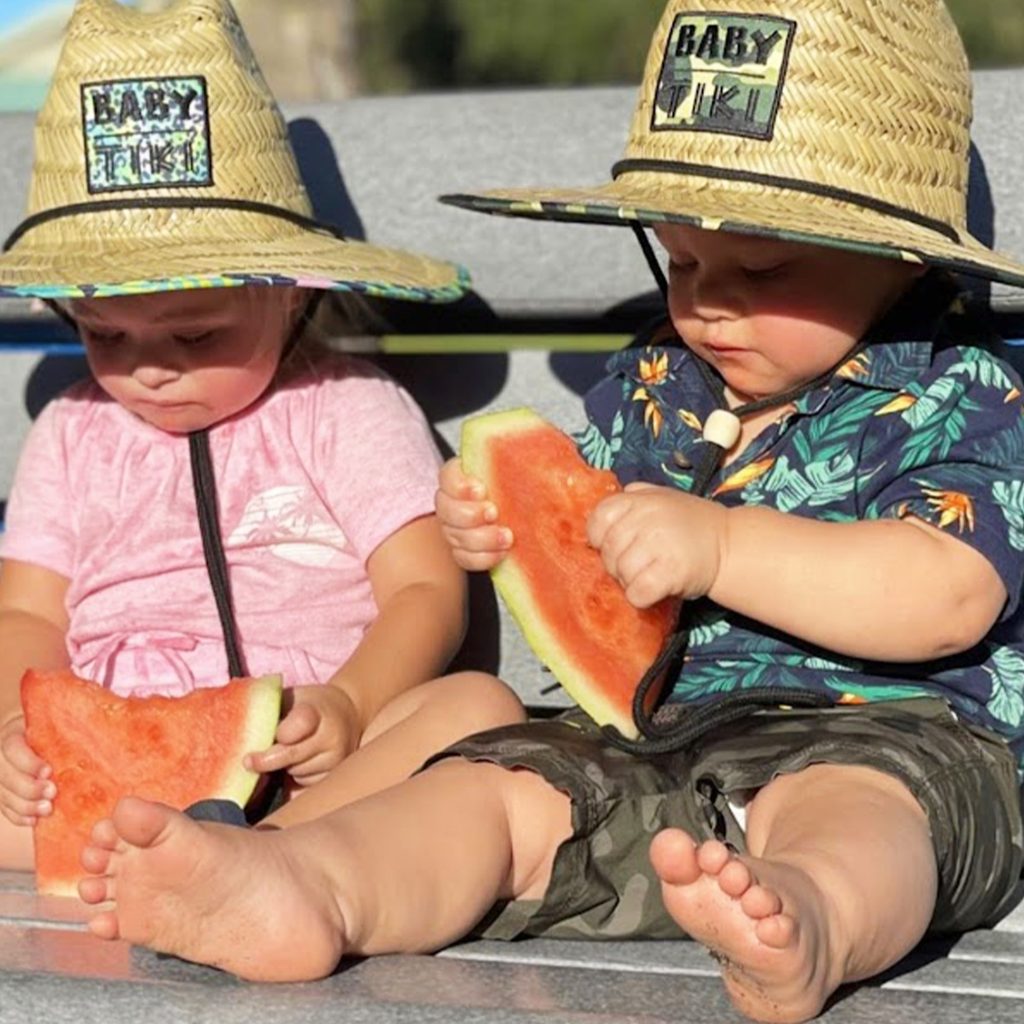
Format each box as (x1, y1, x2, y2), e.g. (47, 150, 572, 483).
(442, 176, 1024, 291)
(0, 206, 467, 302)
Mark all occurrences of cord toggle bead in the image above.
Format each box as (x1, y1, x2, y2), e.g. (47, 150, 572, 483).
(702, 408, 742, 449)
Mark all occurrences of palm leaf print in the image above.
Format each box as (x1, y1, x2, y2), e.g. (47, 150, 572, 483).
(660, 463, 696, 492)
(992, 479, 1024, 551)
(985, 418, 1024, 478)
(985, 646, 1024, 727)
(821, 678, 929, 702)
(948, 350, 1016, 391)
(673, 658, 774, 697)
(575, 412, 624, 471)
(897, 404, 975, 474)
(746, 454, 860, 513)
(687, 617, 731, 648)
(796, 390, 891, 465)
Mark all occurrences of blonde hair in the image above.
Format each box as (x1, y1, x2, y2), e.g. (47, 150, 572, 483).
(275, 289, 390, 379)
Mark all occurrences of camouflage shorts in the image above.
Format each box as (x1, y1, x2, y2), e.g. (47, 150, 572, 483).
(433, 698, 1023, 941)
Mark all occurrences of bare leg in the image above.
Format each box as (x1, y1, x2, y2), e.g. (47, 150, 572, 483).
(268, 672, 525, 828)
(0, 816, 34, 871)
(79, 758, 572, 980)
(650, 764, 937, 1023)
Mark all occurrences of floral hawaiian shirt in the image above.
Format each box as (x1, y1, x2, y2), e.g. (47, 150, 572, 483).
(576, 321, 1024, 771)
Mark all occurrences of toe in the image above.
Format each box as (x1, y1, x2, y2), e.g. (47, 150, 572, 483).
(89, 817, 119, 850)
(696, 839, 733, 877)
(78, 874, 114, 905)
(650, 829, 701, 885)
(755, 911, 799, 950)
(111, 796, 179, 849)
(740, 883, 782, 920)
(87, 909, 121, 941)
(717, 856, 754, 898)
(81, 842, 113, 875)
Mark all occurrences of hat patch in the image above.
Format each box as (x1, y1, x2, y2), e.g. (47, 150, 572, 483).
(81, 76, 213, 194)
(653, 13, 796, 140)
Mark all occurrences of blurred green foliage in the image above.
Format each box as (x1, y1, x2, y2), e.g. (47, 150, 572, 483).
(355, 0, 1024, 93)
(947, 0, 1024, 67)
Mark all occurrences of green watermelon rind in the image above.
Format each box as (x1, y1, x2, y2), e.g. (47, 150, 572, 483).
(215, 673, 284, 806)
(461, 408, 639, 739)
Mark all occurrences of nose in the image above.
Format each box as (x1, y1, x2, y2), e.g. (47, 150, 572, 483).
(132, 361, 180, 390)
(690, 268, 739, 318)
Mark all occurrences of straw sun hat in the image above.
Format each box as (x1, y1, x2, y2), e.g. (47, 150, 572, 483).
(0, 0, 468, 302)
(444, 0, 1024, 290)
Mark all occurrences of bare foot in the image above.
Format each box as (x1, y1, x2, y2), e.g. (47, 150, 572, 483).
(650, 829, 839, 1023)
(78, 796, 346, 981)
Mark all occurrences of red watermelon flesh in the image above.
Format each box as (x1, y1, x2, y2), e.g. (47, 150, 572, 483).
(22, 670, 282, 896)
(461, 408, 678, 738)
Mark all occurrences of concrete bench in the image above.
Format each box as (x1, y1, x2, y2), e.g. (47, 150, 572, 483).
(1, 77, 1024, 1022)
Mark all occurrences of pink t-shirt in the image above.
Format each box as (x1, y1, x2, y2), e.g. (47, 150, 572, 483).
(1, 352, 442, 697)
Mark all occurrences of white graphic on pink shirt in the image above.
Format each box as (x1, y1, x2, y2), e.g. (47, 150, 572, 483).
(228, 485, 348, 568)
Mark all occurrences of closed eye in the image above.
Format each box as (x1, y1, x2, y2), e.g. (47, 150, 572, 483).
(82, 328, 124, 346)
(743, 264, 788, 281)
(173, 331, 216, 347)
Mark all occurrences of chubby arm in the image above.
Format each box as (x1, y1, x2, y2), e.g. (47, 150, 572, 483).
(0, 560, 71, 826)
(329, 513, 468, 724)
(711, 505, 1004, 661)
(248, 515, 467, 784)
(589, 485, 1005, 663)
(0, 560, 71, 727)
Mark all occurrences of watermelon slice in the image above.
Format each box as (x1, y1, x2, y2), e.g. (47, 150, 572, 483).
(21, 670, 282, 896)
(461, 408, 678, 738)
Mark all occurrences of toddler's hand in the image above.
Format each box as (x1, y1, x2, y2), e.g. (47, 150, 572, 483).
(244, 685, 361, 788)
(435, 457, 513, 571)
(587, 482, 727, 608)
(0, 715, 55, 827)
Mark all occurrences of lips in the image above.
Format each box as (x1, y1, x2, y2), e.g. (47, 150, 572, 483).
(137, 399, 192, 410)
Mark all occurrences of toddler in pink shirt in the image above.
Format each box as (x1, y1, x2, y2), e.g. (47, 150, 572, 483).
(4, 346, 446, 700)
(0, 0, 524, 873)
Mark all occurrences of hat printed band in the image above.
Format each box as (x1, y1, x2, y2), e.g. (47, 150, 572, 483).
(2, 196, 348, 253)
(611, 159, 962, 243)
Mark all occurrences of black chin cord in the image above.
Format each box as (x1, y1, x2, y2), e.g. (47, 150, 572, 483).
(183, 294, 322, 681)
(631, 223, 669, 301)
(189, 430, 247, 680)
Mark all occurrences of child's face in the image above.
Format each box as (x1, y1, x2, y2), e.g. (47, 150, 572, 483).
(73, 287, 303, 433)
(653, 224, 924, 403)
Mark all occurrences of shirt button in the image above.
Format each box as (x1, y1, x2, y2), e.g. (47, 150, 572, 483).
(672, 450, 692, 469)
